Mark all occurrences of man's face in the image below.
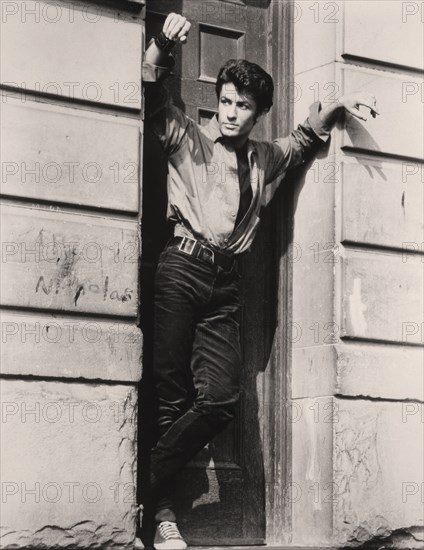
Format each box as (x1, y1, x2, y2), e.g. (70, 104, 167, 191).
(218, 82, 258, 145)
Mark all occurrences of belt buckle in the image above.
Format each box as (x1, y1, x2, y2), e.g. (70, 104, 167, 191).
(201, 246, 214, 265)
(178, 237, 196, 255)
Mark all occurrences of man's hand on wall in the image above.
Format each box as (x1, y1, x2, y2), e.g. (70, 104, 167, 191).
(319, 92, 379, 128)
(338, 92, 380, 121)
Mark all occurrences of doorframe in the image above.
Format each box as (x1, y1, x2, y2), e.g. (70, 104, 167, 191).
(263, 0, 295, 545)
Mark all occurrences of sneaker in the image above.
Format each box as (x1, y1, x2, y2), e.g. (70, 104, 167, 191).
(154, 521, 187, 550)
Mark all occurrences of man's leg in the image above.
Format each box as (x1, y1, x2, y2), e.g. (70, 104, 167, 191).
(151, 260, 241, 493)
(151, 246, 202, 523)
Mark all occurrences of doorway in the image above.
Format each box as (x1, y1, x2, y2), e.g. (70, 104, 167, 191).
(138, 1, 293, 545)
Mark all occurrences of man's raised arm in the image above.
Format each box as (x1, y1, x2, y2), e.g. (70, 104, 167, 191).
(142, 14, 192, 155)
(143, 13, 191, 83)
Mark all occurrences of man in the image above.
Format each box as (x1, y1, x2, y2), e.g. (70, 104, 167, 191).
(142, 12, 378, 550)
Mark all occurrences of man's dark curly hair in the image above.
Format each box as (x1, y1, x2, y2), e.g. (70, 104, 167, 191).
(215, 59, 274, 116)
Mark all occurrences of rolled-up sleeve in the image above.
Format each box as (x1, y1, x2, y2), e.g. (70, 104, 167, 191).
(263, 101, 331, 184)
(142, 59, 174, 84)
(143, 55, 192, 156)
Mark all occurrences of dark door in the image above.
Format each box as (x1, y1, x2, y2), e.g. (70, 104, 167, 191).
(142, 0, 276, 545)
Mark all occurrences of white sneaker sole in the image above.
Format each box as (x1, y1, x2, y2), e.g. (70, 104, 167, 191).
(154, 540, 187, 550)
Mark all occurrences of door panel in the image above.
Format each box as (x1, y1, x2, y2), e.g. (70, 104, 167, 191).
(144, 0, 273, 544)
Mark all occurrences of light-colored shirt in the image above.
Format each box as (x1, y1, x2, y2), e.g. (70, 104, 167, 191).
(143, 60, 331, 255)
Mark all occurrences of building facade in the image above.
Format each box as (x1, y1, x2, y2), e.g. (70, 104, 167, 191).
(0, 0, 423, 548)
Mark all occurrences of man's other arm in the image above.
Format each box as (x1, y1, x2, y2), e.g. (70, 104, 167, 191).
(263, 92, 379, 184)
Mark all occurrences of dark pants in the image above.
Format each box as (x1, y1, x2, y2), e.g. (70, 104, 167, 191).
(150, 244, 241, 523)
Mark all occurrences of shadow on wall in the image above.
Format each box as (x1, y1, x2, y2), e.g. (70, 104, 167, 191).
(345, 116, 387, 181)
(290, 115, 387, 218)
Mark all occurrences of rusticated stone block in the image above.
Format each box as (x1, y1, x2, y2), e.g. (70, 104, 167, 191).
(0, 379, 138, 548)
(292, 397, 423, 547)
(0, 311, 143, 382)
(341, 67, 423, 160)
(333, 399, 423, 546)
(1, 97, 141, 212)
(0, 0, 143, 108)
(343, 0, 423, 70)
(341, 159, 423, 250)
(341, 249, 423, 344)
(293, 343, 424, 401)
(0, 204, 139, 316)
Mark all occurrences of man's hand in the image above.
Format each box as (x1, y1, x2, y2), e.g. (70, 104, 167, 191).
(162, 13, 191, 44)
(144, 13, 191, 67)
(318, 91, 380, 128)
(338, 92, 380, 121)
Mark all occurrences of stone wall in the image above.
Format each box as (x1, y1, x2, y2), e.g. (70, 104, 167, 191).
(0, 1, 145, 547)
(291, 1, 423, 547)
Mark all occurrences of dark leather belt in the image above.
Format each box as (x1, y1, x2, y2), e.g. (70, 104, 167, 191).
(168, 237, 235, 271)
